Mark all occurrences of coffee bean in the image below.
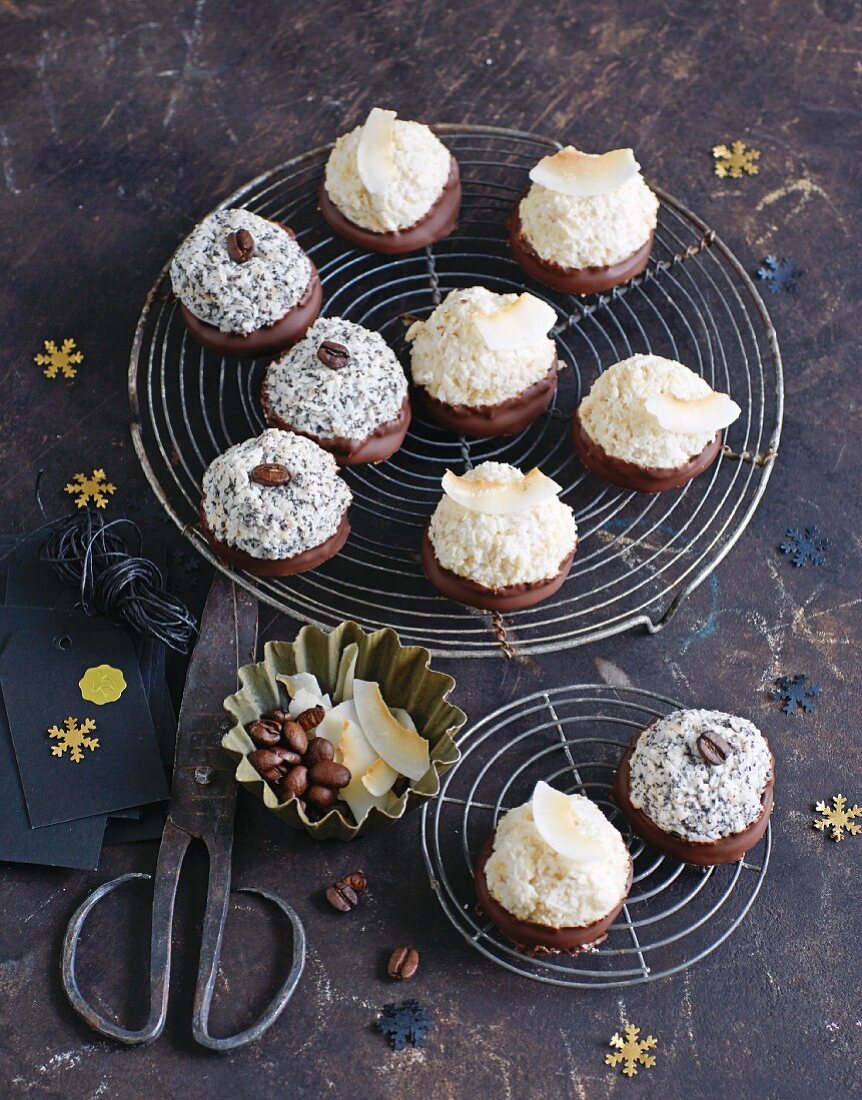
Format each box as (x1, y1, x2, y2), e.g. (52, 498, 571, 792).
(309, 760, 351, 789)
(246, 718, 282, 747)
(342, 869, 367, 892)
(317, 340, 350, 370)
(278, 765, 309, 801)
(697, 729, 733, 766)
(307, 784, 337, 810)
(251, 463, 291, 487)
(296, 706, 326, 732)
(264, 708, 291, 724)
(326, 881, 359, 912)
(282, 720, 309, 755)
(248, 747, 301, 781)
(331, 800, 355, 823)
(387, 946, 419, 981)
(304, 736, 335, 766)
(226, 227, 255, 262)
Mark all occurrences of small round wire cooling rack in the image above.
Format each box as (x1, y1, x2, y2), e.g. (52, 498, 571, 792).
(421, 685, 771, 988)
(129, 125, 783, 658)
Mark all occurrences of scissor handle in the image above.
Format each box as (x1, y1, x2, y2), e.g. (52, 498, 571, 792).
(62, 821, 190, 1045)
(193, 875, 306, 1052)
(61, 823, 306, 1050)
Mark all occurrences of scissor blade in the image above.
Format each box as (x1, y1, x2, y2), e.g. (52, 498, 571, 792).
(168, 573, 258, 837)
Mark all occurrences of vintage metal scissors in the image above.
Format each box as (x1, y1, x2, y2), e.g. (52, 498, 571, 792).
(61, 574, 306, 1050)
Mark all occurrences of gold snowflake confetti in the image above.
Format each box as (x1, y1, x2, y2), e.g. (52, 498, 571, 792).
(814, 795, 861, 841)
(49, 716, 99, 763)
(605, 1024, 658, 1077)
(64, 468, 116, 509)
(34, 338, 83, 379)
(712, 141, 761, 178)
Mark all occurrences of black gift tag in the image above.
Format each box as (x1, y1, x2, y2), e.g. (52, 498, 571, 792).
(0, 616, 169, 827)
(3, 559, 173, 844)
(0, 606, 107, 869)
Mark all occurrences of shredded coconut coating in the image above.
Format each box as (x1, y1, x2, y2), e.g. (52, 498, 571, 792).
(263, 317, 408, 441)
(201, 429, 351, 560)
(406, 286, 557, 406)
(323, 117, 452, 233)
(485, 796, 631, 928)
(428, 462, 577, 589)
(628, 709, 773, 842)
(578, 354, 717, 470)
(170, 209, 313, 335)
(518, 173, 658, 268)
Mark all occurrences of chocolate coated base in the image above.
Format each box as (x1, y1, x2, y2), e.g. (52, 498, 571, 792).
(180, 255, 323, 358)
(613, 728, 775, 866)
(572, 410, 722, 493)
(318, 158, 461, 254)
(510, 205, 654, 295)
(474, 838, 633, 955)
(199, 506, 350, 576)
(262, 392, 412, 466)
(414, 360, 558, 439)
(421, 529, 576, 612)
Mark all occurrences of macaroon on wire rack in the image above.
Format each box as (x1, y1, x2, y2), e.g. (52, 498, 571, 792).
(421, 685, 771, 988)
(129, 125, 783, 659)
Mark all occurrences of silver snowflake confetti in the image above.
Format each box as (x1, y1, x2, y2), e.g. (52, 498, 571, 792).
(376, 1000, 433, 1051)
(779, 527, 828, 567)
(756, 255, 804, 294)
(771, 675, 821, 715)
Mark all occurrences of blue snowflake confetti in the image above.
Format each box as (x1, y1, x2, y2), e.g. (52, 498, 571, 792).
(756, 255, 804, 294)
(771, 675, 821, 715)
(779, 527, 828, 567)
(376, 999, 434, 1051)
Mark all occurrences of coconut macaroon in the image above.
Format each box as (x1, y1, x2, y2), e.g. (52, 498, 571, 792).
(422, 462, 577, 611)
(261, 317, 411, 466)
(200, 428, 351, 576)
(319, 107, 461, 253)
(574, 354, 741, 492)
(170, 209, 322, 357)
(613, 709, 775, 866)
(475, 783, 633, 953)
(510, 146, 659, 294)
(407, 286, 560, 437)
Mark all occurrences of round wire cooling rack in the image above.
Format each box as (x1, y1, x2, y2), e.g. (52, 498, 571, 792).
(129, 125, 783, 659)
(421, 685, 771, 988)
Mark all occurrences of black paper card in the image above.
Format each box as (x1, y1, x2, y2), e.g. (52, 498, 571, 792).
(3, 559, 174, 844)
(0, 606, 107, 869)
(0, 613, 169, 826)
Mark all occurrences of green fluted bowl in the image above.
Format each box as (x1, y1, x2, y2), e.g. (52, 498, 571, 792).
(222, 621, 466, 840)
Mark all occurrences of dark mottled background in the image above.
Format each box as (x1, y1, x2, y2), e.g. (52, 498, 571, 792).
(0, 1, 860, 1097)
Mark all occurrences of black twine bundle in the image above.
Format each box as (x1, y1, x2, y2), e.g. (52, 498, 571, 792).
(41, 510, 197, 653)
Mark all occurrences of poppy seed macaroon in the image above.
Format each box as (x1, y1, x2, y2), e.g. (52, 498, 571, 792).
(261, 317, 410, 466)
(613, 708, 775, 865)
(200, 428, 351, 576)
(170, 208, 322, 357)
